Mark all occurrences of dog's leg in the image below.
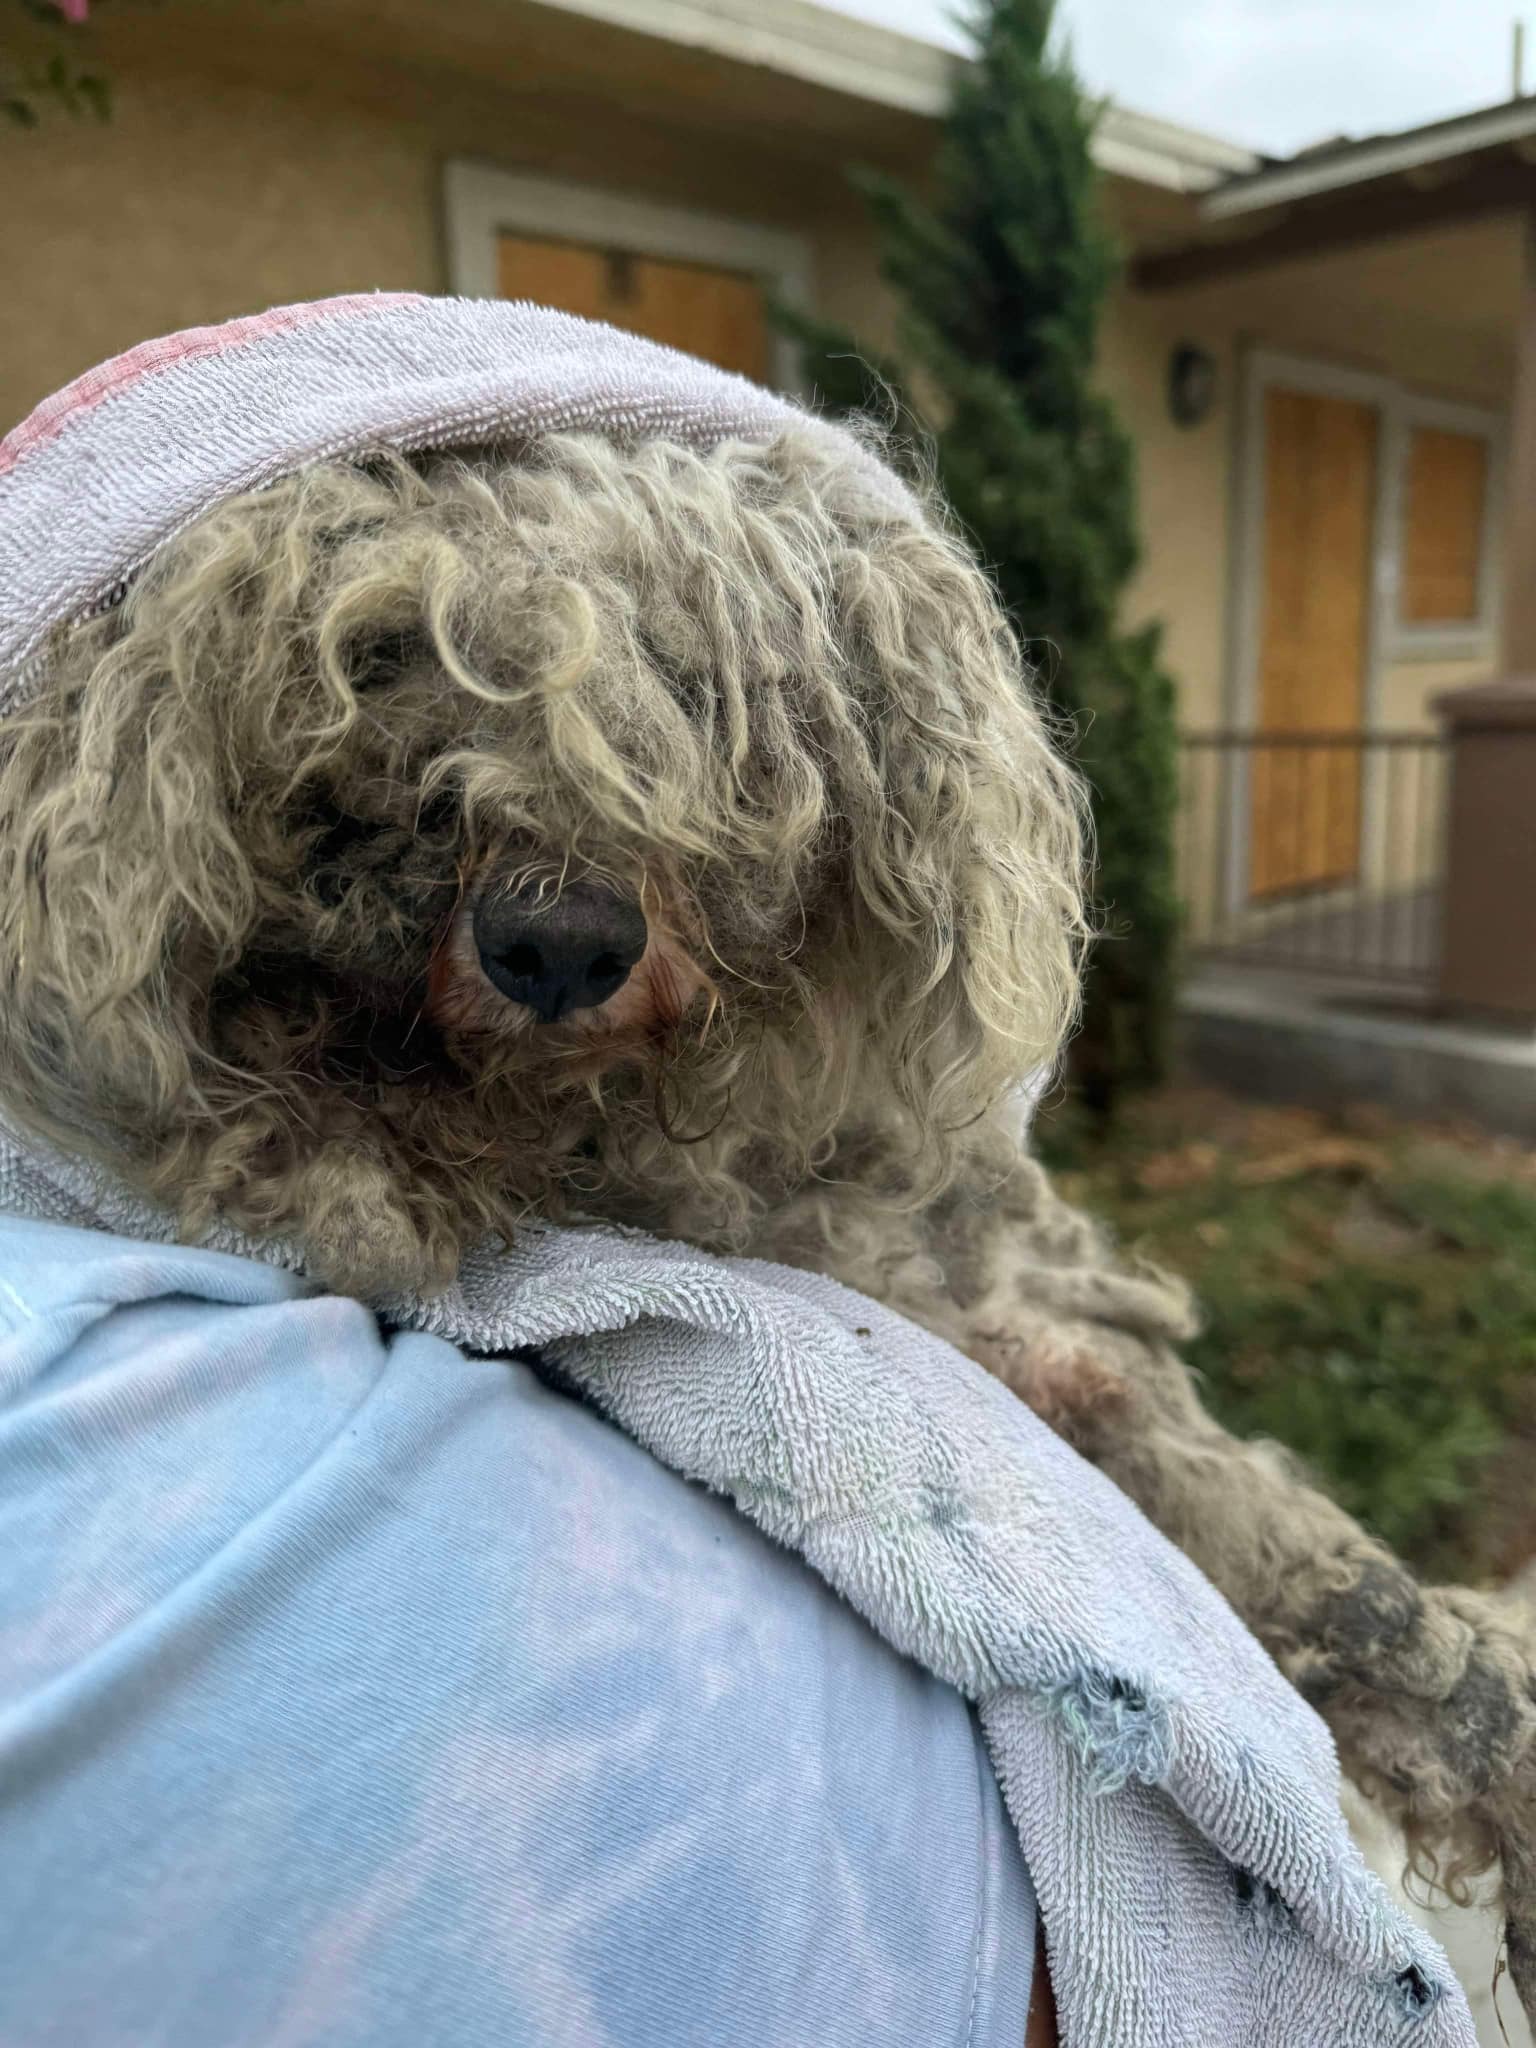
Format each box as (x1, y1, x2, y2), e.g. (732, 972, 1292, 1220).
(300, 1142, 428, 1296)
(762, 1129, 1536, 2021)
(263, 1137, 437, 1299)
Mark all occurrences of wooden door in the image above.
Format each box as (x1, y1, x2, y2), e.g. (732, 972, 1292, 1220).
(1249, 386, 1378, 898)
(497, 232, 770, 383)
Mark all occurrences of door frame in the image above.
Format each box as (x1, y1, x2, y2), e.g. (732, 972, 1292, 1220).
(1223, 346, 1502, 914)
(443, 161, 814, 394)
(1224, 348, 1394, 913)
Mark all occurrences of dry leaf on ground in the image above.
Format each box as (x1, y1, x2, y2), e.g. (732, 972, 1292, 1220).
(1233, 1137, 1387, 1188)
(1135, 1142, 1221, 1193)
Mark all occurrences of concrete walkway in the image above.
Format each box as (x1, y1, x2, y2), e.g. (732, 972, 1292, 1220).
(1180, 966, 1536, 1140)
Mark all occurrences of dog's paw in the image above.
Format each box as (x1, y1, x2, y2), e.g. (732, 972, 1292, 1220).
(296, 1146, 435, 1300)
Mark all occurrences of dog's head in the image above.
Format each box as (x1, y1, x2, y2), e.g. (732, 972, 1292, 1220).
(0, 429, 1084, 1292)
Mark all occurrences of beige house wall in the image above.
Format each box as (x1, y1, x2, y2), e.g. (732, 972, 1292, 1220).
(1377, 655, 1492, 730)
(0, 14, 895, 436)
(2, 69, 436, 434)
(1096, 276, 1235, 731)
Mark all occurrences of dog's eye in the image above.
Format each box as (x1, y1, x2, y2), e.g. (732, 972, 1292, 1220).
(299, 796, 371, 887)
(348, 629, 429, 694)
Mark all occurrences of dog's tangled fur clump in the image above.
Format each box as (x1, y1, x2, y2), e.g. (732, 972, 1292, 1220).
(2, 429, 1533, 2015)
(0, 433, 1082, 1289)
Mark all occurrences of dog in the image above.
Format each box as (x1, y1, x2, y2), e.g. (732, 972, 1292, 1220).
(2, 383, 1533, 2018)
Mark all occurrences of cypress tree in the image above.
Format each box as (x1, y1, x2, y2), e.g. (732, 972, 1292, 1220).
(783, 0, 1180, 1113)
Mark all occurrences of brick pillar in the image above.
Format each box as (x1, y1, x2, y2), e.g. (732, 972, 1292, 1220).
(1505, 214, 1536, 675)
(1435, 676, 1536, 1021)
(1433, 212, 1536, 1021)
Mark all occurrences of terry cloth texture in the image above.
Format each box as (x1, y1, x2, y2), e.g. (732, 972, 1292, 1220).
(0, 1123, 1477, 2048)
(0, 293, 920, 709)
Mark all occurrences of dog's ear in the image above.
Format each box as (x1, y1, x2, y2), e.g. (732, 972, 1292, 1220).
(824, 520, 1088, 1132)
(0, 629, 255, 1162)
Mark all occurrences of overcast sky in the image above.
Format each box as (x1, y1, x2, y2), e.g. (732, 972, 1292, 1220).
(823, 0, 1530, 156)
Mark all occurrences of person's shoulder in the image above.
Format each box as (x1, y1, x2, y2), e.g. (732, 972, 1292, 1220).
(0, 1204, 385, 1433)
(0, 1209, 304, 1322)
(0, 1212, 1040, 2048)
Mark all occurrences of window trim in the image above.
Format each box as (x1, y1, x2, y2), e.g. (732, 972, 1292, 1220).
(1379, 391, 1505, 664)
(442, 160, 814, 393)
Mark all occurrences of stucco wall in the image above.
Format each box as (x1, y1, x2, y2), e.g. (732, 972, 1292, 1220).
(1097, 277, 1235, 730)
(1376, 654, 1490, 730)
(2, 72, 436, 434)
(0, 16, 890, 437)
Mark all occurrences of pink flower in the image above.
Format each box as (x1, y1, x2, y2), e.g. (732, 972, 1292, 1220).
(52, 0, 91, 20)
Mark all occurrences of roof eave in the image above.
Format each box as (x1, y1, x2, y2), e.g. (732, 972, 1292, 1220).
(521, 0, 1260, 192)
(1203, 97, 1536, 221)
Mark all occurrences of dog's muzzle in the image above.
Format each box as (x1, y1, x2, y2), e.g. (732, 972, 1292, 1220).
(472, 878, 648, 1023)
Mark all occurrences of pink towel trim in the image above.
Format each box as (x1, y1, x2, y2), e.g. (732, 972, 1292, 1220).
(0, 294, 422, 478)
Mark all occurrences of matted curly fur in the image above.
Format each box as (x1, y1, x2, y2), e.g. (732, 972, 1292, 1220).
(1, 427, 1533, 2020)
(0, 431, 1083, 1291)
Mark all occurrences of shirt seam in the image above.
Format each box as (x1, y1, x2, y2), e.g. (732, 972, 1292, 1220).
(0, 1273, 37, 1328)
(964, 1712, 993, 2048)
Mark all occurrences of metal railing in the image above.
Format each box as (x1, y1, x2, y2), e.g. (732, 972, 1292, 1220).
(1178, 731, 1449, 991)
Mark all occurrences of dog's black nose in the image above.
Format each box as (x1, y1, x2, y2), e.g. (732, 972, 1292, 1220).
(473, 879, 648, 1023)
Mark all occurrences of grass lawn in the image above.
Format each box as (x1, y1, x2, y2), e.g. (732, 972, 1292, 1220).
(1034, 1085, 1536, 1587)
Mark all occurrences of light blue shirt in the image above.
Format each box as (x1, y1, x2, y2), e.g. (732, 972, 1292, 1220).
(0, 1211, 1035, 2047)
